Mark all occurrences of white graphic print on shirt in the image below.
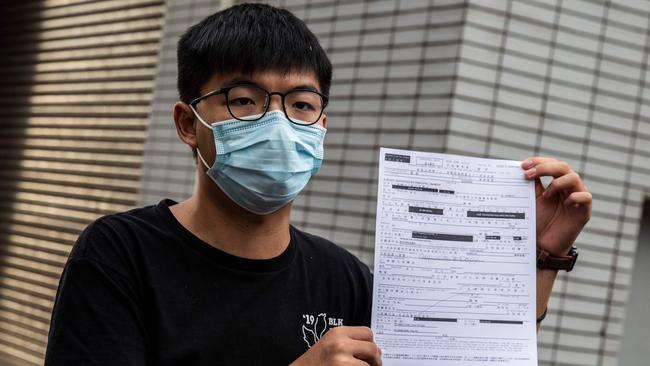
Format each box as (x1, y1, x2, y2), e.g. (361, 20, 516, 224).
(301, 313, 344, 348)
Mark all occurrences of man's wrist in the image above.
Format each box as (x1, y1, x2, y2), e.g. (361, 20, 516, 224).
(537, 241, 572, 256)
(536, 307, 548, 323)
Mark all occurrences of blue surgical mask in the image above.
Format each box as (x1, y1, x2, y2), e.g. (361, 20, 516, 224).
(194, 109, 326, 215)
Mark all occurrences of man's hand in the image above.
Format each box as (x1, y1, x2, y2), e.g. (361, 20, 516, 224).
(522, 157, 592, 256)
(290, 326, 382, 366)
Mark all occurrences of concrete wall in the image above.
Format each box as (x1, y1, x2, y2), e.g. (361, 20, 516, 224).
(447, 2, 650, 365)
(0, 1, 166, 364)
(619, 199, 650, 366)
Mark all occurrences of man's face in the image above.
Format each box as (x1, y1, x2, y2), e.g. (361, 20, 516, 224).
(181, 69, 328, 213)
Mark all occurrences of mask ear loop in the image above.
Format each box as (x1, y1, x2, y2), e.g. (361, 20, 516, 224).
(190, 103, 213, 130)
(189, 103, 214, 170)
(196, 149, 211, 170)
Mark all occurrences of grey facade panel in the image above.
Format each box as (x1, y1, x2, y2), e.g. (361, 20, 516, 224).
(449, 1, 650, 365)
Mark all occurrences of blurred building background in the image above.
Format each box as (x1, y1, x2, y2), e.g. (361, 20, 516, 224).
(0, 0, 166, 364)
(0, 0, 648, 365)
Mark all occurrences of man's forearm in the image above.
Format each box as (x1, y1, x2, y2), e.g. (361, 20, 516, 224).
(536, 268, 559, 332)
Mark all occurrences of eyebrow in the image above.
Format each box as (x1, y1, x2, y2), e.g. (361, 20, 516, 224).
(292, 84, 320, 93)
(221, 78, 321, 93)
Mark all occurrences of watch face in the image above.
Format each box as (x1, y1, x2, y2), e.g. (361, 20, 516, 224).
(567, 248, 578, 272)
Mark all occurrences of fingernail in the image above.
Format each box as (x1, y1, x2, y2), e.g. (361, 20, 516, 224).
(525, 168, 537, 178)
(522, 160, 534, 168)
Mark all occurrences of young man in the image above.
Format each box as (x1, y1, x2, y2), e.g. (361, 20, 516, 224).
(44, 4, 592, 366)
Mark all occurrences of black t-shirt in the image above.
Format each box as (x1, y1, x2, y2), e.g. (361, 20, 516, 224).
(44, 199, 373, 366)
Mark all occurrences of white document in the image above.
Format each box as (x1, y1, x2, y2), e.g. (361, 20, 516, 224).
(371, 148, 537, 365)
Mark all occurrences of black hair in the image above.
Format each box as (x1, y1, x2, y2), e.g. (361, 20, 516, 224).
(177, 3, 332, 103)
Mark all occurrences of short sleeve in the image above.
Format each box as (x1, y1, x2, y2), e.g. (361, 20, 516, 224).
(44, 223, 148, 365)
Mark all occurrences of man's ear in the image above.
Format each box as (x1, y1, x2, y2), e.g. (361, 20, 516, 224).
(321, 113, 327, 129)
(173, 102, 198, 149)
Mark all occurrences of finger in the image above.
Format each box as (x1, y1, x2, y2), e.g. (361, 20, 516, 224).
(525, 161, 573, 180)
(563, 191, 593, 207)
(543, 172, 584, 198)
(345, 360, 369, 366)
(534, 178, 544, 198)
(351, 361, 370, 366)
(336, 326, 374, 342)
(352, 340, 382, 366)
(521, 157, 558, 169)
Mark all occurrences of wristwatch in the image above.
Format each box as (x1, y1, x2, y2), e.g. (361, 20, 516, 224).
(536, 246, 578, 272)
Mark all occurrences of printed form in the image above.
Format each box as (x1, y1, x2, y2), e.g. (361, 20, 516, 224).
(372, 148, 537, 365)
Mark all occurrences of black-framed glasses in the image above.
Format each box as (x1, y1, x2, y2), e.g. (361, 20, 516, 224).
(189, 84, 329, 126)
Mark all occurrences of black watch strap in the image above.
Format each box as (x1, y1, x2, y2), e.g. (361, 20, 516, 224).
(536, 246, 578, 272)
